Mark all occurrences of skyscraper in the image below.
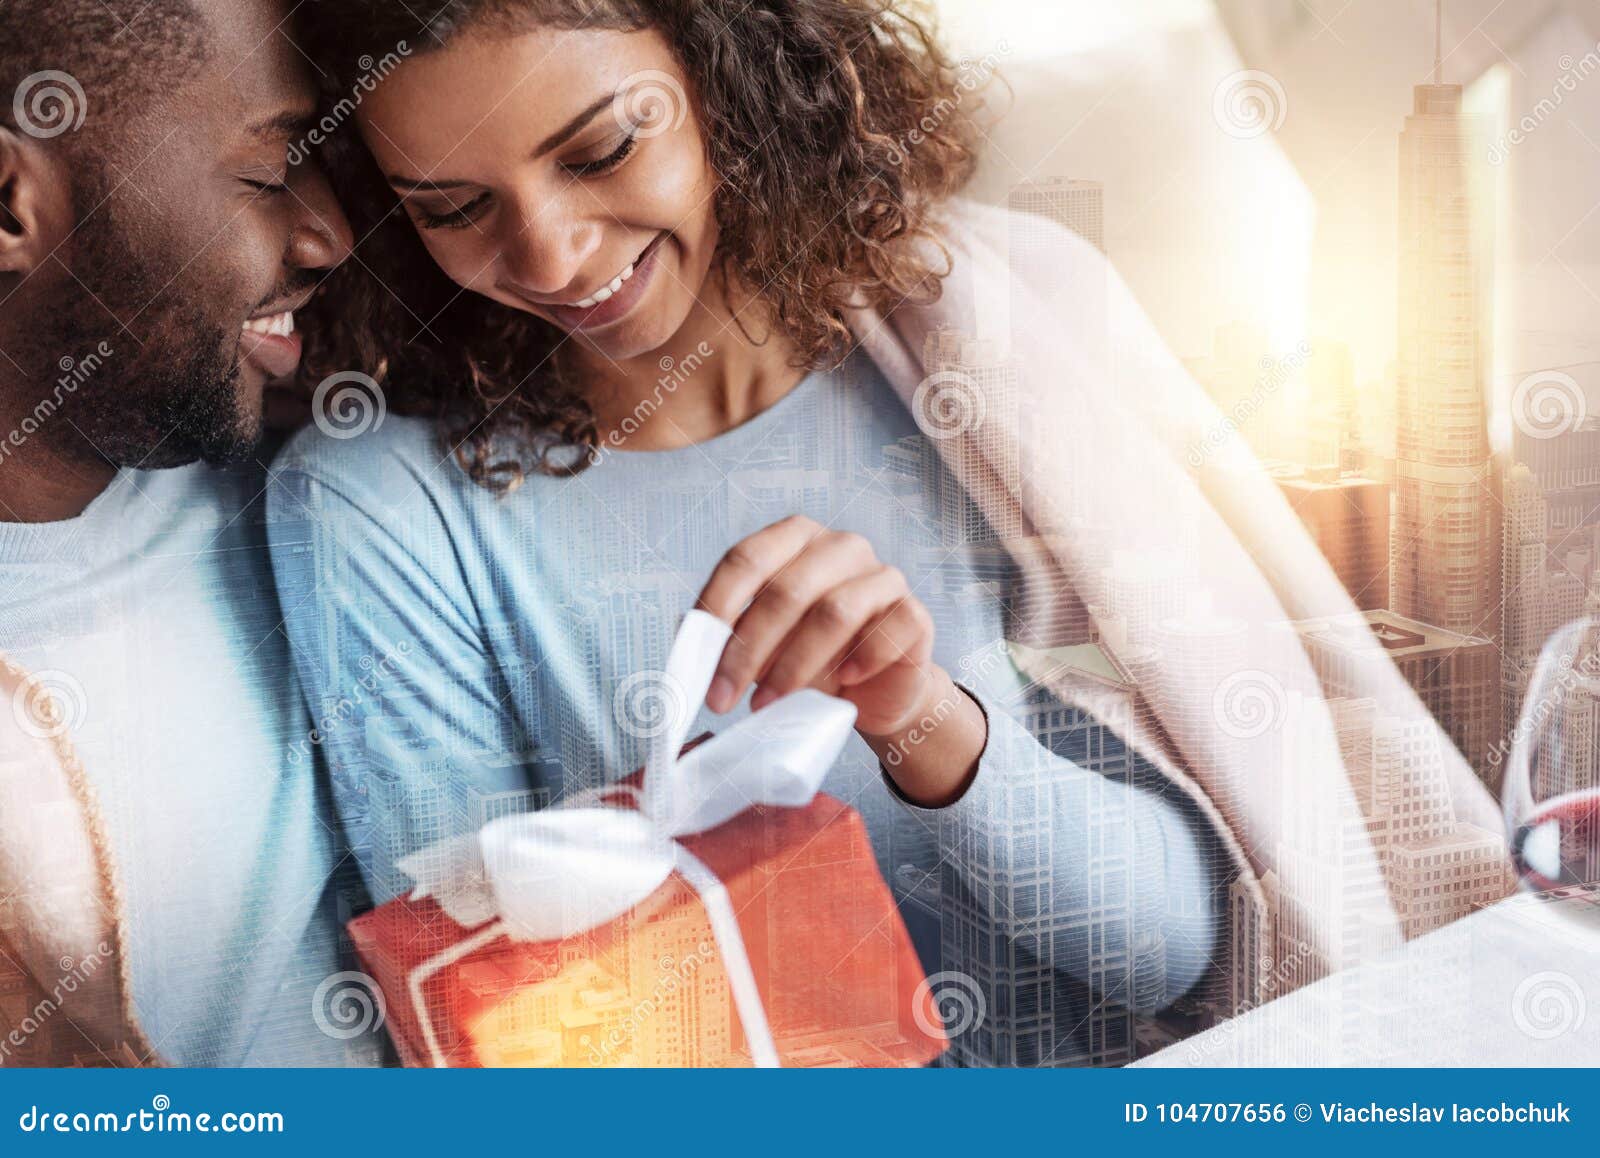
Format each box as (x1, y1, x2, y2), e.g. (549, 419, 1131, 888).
(1007, 177, 1105, 254)
(1273, 464, 1391, 613)
(1390, 44, 1501, 646)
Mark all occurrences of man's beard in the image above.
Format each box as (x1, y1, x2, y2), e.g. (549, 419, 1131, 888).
(27, 186, 261, 471)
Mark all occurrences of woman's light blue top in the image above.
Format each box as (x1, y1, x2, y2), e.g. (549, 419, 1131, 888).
(267, 353, 1220, 1065)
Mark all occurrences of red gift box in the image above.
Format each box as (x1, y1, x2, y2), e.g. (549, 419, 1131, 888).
(349, 777, 947, 1068)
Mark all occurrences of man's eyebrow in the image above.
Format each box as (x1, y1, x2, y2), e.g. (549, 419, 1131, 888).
(387, 91, 617, 192)
(247, 109, 317, 141)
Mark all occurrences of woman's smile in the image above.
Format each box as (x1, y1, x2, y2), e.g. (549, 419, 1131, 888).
(521, 230, 669, 334)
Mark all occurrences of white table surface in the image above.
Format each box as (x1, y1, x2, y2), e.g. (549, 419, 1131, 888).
(1136, 890, 1600, 1066)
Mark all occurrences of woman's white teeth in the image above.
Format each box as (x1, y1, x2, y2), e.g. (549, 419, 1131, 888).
(568, 261, 636, 309)
(242, 311, 295, 337)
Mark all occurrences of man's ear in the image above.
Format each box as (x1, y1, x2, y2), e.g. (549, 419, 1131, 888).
(0, 125, 70, 278)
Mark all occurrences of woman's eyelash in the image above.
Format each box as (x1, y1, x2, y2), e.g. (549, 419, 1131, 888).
(243, 178, 289, 196)
(411, 135, 638, 230)
(565, 134, 638, 178)
(415, 192, 491, 231)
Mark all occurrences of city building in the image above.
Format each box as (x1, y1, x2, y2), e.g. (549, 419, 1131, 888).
(1271, 463, 1391, 612)
(1007, 177, 1105, 254)
(1295, 610, 1500, 792)
(1390, 69, 1501, 644)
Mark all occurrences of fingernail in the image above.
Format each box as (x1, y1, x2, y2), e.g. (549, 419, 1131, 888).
(708, 676, 735, 713)
(837, 660, 861, 685)
(750, 685, 776, 711)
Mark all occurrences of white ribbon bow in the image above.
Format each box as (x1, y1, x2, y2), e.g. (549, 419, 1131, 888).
(397, 610, 858, 1068)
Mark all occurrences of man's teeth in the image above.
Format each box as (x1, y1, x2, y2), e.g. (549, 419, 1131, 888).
(242, 311, 295, 338)
(566, 261, 636, 310)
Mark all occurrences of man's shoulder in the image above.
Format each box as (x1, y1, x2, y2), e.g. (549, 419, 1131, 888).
(119, 460, 273, 534)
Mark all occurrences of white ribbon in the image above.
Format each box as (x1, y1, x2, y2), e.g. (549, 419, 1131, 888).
(396, 610, 858, 1068)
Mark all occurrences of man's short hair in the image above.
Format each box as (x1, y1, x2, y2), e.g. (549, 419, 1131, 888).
(0, 0, 211, 144)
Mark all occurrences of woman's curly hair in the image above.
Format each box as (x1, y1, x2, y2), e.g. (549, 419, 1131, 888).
(295, 0, 985, 491)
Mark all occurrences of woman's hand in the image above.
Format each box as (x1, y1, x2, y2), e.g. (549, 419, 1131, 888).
(695, 515, 987, 807)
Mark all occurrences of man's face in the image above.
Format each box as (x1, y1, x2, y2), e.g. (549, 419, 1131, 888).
(21, 0, 351, 469)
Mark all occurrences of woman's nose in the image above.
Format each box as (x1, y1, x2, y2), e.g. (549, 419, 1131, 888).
(498, 199, 604, 299)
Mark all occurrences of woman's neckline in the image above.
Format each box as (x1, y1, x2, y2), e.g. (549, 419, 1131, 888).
(584, 361, 830, 466)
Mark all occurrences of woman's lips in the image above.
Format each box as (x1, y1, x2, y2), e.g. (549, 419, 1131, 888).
(543, 234, 666, 333)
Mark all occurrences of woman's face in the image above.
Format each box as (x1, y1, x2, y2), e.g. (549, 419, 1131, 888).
(356, 25, 720, 362)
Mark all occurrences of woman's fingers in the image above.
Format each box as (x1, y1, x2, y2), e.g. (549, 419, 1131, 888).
(694, 514, 821, 625)
(750, 565, 913, 709)
(834, 596, 936, 689)
(706, 527, 878, 712)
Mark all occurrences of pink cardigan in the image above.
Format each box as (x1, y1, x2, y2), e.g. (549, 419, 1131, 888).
(850, 198, 1510, 991)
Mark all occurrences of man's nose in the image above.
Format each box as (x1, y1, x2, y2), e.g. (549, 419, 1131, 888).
(285, 162, 354, 270)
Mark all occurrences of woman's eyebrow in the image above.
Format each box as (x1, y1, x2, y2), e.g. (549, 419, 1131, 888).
(532, 93, 617, 158)
(387, 92, 619, 192)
